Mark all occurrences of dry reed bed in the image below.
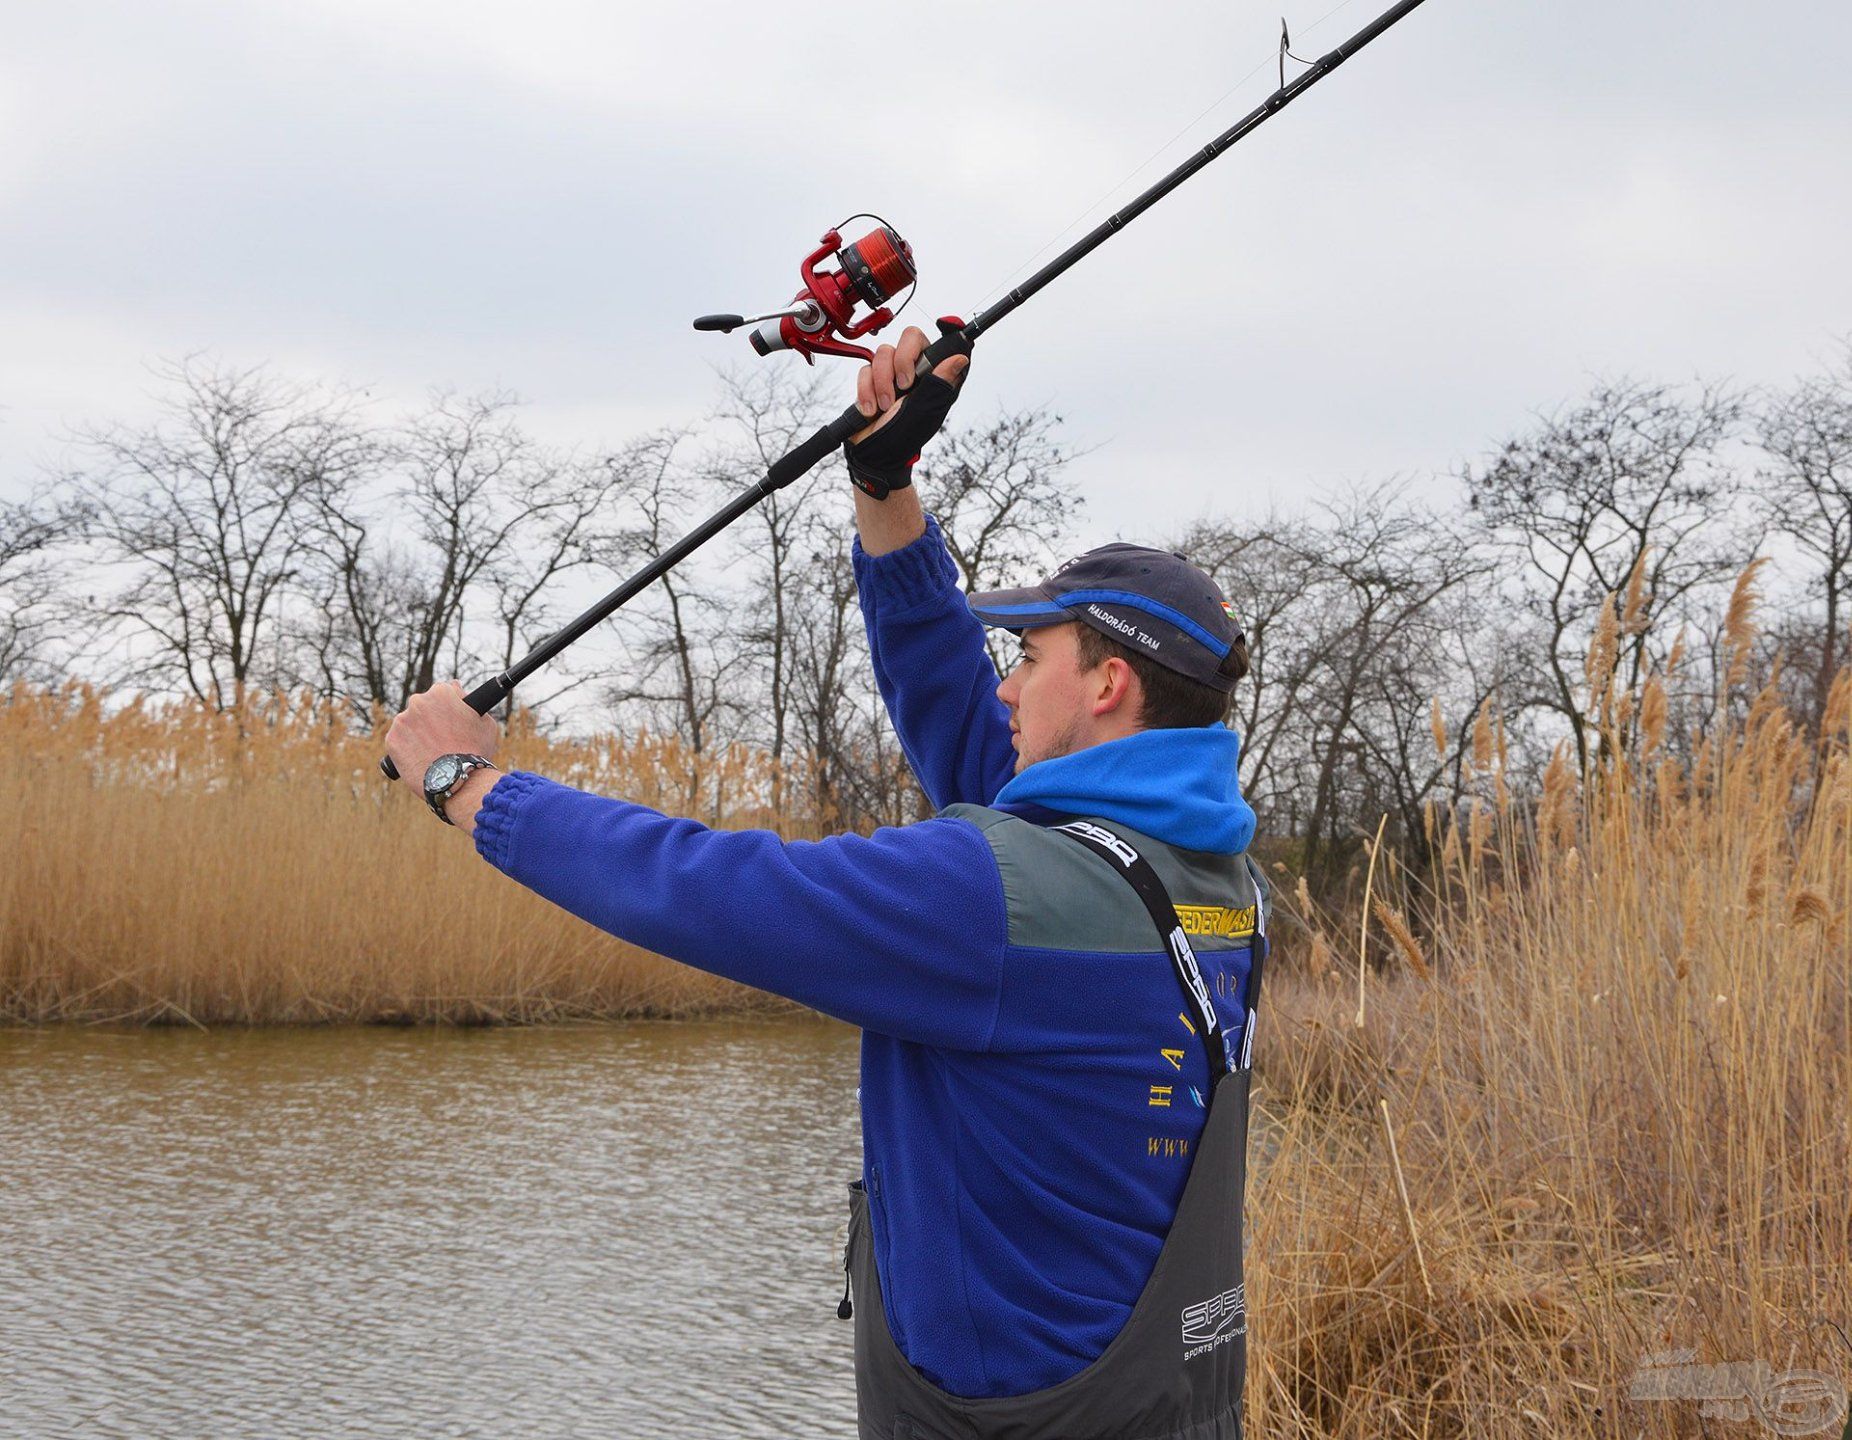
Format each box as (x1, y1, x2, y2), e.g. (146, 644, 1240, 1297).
(1246, 580, 1851, 1436)
(0, 685, 833, 1025)
(4, 573, 1848, 1436)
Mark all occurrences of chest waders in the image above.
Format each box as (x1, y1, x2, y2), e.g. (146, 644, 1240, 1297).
(841, 819, 1269, 1440)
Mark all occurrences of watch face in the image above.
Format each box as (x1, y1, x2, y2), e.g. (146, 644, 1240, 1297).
(426, 756, 465, 792)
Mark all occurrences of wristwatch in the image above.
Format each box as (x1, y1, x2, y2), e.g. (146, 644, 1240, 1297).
(422, 753, 498, 824)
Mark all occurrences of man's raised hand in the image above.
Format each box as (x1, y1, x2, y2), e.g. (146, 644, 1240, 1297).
(852, 325, 972, 439)
(844, 325, 973, 501)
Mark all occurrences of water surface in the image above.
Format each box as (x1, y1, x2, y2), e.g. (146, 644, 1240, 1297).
(1, 1021, 864, 1439)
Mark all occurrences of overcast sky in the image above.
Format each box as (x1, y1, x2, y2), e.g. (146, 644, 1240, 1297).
(5, 0, 1850, 550)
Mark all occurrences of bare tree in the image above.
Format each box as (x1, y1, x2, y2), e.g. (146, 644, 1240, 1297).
(1756, 341, 1852, 730)
(300, 390, 630, 719)
(388, 390, 568, 700)
(1287, 486, 1493, 878)
(480, 453, 636, 710)
(922, 408, 1088, 675)
(783, 519, 872, 822)
(69, 359, 372, 708)
(706, 366, 841, 763)
(1464, 378, 1750, 768)
(601, 430, 751, 757)
(299, 491, 413, 718)
(0, 489, 84, 684)
(1174, 486, 1497, 883)
(1170, 513, 1325, 809)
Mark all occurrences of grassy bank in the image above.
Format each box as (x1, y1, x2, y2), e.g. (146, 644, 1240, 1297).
(0, 685, 829, 1025)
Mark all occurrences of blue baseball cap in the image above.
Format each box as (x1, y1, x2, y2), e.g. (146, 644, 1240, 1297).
(967, 543, 1245, 693)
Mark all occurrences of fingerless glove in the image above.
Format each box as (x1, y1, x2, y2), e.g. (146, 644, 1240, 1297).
(843, 371, 965, 500)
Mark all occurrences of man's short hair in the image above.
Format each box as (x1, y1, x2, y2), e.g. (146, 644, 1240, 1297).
(1071, 620, 1250, 730)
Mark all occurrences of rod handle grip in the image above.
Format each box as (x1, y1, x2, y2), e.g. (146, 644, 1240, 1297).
(377, 674, 514, 781)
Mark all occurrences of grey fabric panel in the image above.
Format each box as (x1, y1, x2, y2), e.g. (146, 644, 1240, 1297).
(940, 803, 1259, 955)
(849, 1068, 1253, 1439)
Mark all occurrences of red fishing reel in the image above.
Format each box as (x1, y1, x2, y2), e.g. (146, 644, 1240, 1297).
(693, 216, 917, 363)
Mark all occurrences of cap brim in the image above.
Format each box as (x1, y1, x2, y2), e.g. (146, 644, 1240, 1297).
(967, 585, 1070, 631)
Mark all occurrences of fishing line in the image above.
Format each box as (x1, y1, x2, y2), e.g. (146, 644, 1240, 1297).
(973, 0, 1365, 316)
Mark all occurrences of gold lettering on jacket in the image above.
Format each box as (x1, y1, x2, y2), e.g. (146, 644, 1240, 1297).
(1173, 904, 1256, 940)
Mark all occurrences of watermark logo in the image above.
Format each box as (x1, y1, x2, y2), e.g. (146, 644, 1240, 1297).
(1626, 1349, 1849, 1436)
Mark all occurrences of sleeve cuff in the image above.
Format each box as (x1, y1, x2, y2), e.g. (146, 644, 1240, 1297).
(473, 769, 544, 871)
(851, 513, 964, 616)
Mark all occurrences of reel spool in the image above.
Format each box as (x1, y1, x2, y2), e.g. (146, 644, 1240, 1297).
(693, 218, 917, 364)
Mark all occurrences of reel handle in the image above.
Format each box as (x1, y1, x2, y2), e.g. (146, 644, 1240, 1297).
(378, 673, 514, 781)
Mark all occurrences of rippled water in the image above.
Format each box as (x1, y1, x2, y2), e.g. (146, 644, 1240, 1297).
(0, 1021, 865, 1439)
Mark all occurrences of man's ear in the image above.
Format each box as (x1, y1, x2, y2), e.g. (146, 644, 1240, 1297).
(1093, 656, 1140, 718)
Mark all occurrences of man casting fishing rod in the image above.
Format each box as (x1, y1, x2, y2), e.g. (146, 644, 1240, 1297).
(383, 5, 1446, 1428)
(386, 326, 1269, 1438)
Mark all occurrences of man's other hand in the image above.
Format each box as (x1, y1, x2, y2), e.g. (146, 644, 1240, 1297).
(385, 682, 503, 799)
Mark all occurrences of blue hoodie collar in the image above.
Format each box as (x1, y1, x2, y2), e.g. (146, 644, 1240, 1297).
(990, 725, 1257, 855)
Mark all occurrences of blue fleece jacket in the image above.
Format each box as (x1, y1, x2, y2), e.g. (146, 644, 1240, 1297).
(472, 514, 1258, 1399)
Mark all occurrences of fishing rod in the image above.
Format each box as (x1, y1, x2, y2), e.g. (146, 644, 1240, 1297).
(381, 0, 1433, 778)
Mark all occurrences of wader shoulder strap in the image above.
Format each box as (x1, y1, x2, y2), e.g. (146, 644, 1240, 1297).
(1047, 820, 1230, 1087)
